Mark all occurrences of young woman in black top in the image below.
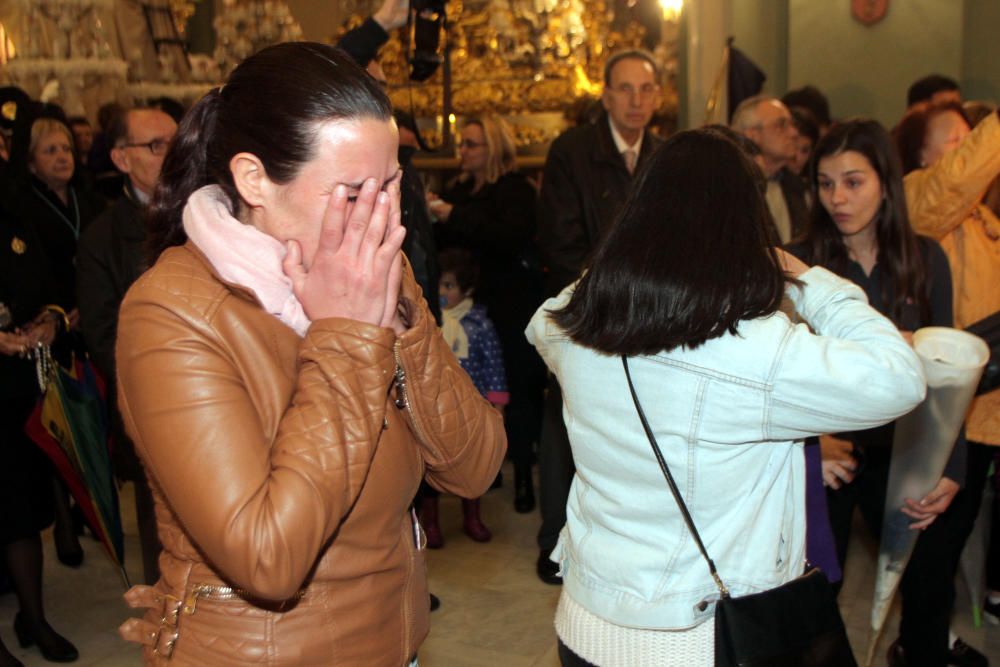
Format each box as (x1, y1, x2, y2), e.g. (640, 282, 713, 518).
(791, 119, 962, 667)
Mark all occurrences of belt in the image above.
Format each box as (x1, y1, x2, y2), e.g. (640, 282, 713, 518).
(119, 583, 307, 659)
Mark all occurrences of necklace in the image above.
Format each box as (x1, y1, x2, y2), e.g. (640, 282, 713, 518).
(32, 185, 80, 240)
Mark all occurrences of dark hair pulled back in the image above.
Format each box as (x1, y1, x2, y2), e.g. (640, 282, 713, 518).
(148, 42, 392, 262)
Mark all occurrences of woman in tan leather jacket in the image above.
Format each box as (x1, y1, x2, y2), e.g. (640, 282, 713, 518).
(114, 43, 506, 666)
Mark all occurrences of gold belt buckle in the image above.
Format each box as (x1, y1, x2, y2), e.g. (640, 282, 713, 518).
(151, 594, 183, 658)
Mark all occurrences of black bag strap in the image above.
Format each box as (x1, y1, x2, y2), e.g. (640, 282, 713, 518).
(622, 356, 730, 599)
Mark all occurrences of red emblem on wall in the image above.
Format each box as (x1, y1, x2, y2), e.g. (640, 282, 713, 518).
(852, 0, 890, 25)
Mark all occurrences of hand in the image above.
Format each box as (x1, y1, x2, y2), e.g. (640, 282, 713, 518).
(902, 476, 960, 530)
(774, 248, 809, 279)
(899, 330, 914, 346)
(427, 198, 453, 222)
(67, 307, 79, 331)
(373, 0, 409, 31)
(25, 317, 57, 347)
(819, 434, 857, 489)
(0, 330, 32, 357)
(283, 178, 407, 329)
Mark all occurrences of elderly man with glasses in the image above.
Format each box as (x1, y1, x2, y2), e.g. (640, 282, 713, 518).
(732, 95, 809, 244)
(75, 106, 177, 586)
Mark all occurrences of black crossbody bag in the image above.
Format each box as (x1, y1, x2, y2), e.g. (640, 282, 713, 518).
(622, 357, 857, 667)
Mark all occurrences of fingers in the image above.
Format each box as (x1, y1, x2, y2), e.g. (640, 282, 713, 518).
(282, 239, 306, 289)
(376, 212, 406, 319)
(341, 179, 380, 258)
(380, 249, 404, 330)
(386, 179, 401, 241)
(830, 461, 854, 485)
(910, 495, 949, 515)
(314, 185, 351, 262)
(774, 248, 809, 278)
(821, 461, 854, 489)
(359, 190, 392, 269)
(908, 515, 936, 531)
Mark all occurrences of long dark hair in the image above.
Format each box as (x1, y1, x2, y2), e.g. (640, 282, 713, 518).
(550, 129, 785, 356)
(148, 42, 392, 262)
(803, 119, 928, 325)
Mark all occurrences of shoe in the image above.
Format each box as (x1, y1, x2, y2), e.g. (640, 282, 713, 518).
(53, 524, 83, 568)
(948, 637, 988, 667)
(536, 549, 562, 586)
(514, 463, 535, 513)
(886, 639, 906, 666)
(418, 496, 443, 549)
(984, 596, 1000, 626)
(461, 499, 492, 542)
(429, 593, 441, 612)
(13, 613, 78, 663)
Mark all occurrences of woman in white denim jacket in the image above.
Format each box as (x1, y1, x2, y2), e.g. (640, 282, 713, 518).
(526, 129, 926, 666)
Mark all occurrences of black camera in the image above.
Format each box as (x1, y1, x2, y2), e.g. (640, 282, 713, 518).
(408, 0, 446, 81)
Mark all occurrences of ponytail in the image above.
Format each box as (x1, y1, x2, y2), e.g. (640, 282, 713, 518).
(146, 87, 225, 264)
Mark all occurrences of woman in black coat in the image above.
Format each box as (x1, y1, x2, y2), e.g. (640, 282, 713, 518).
(429, 115, 546, 513)
(0, 202, 79, 665)
(13, 117, 105, 315)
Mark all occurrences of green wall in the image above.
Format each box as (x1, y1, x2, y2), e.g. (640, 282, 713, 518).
(963, 0, 1000, 103)
(788, 0, 962, 126)
(731, 1, 788, 96)
(727, 0, 999, 128)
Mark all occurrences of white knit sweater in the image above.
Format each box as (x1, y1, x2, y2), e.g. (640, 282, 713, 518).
(555, 593, 715, 666)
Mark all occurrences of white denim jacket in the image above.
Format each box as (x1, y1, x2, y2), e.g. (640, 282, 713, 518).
(526, 267, 925, 630)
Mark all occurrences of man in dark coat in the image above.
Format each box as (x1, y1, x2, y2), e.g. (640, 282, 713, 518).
(731, 94, 809, 244)
(76, 106, 176, 585)
(535, 50, 664, 584)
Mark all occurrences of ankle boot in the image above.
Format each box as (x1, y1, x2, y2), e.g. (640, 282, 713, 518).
(514, 463, 535, 513)
(418, 496, 443, 549)
(461, 498, 492, 542)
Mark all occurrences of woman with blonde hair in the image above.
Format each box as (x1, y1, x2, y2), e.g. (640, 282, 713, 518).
(427, 114, 546, 525)
(17, 117, 104, 311)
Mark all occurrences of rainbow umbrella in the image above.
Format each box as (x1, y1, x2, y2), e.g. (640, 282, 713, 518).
(25, 353, 129, 587)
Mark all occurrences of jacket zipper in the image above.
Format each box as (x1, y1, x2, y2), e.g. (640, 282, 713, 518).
(393, 340, 431, 448)
(393, 339, 426, 665)
(183, 583, 306, 614)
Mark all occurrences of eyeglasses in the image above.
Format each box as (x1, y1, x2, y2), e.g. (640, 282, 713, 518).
(608, 83, 660, 99)
(121, 138, 172, 156)
(753, 117, 792, 132)
(458, 139, 486, 149)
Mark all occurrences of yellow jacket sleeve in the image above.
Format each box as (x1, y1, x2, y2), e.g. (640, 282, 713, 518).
(905, 111, 1000, 240)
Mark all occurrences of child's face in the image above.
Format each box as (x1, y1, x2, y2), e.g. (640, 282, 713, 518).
(439, 271, 469, 310)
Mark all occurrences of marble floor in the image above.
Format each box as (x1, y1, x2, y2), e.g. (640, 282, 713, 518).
(1, 461, 998, 666)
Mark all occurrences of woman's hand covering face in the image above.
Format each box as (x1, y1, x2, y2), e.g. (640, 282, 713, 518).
(283, 177, 406, 329)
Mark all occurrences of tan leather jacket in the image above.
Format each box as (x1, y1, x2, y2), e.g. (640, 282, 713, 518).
(115, 243, 506, 665)
(906, 111, 1000, 445)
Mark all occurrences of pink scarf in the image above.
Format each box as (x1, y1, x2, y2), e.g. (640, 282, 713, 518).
(182, 185, 311, 336)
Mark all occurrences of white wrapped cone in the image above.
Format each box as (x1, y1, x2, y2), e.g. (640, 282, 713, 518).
(866, 327, 989, 665)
